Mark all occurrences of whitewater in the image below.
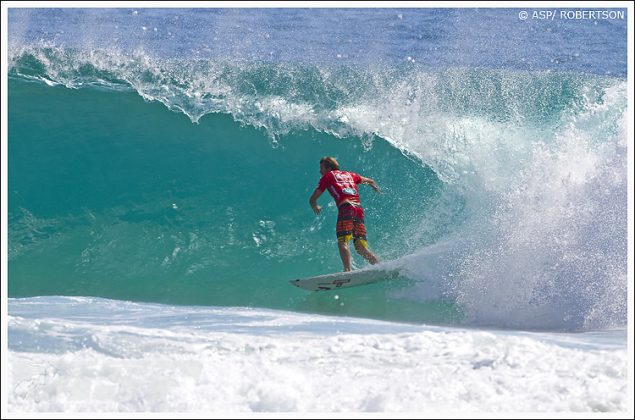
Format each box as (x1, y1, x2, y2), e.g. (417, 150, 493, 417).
(3, 6, 632, 415)
(7, 296, 628, 412)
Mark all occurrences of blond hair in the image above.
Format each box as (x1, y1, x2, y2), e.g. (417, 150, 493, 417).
(320, 156, 340, 170)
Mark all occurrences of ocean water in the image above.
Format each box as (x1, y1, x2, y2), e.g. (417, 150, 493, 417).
(5, 7, 631, 413)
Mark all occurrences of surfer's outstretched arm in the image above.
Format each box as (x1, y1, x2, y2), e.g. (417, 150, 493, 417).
(359, 176, 380, 193)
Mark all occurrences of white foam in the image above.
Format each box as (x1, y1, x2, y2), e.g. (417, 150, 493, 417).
(6, 297, 628, 413)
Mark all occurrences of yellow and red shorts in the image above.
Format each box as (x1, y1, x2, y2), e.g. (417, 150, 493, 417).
(336, 203, 368, 249)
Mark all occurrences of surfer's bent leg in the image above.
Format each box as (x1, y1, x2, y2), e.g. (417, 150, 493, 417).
(354, 239, 379, 265)
(351, 206, 379, 265)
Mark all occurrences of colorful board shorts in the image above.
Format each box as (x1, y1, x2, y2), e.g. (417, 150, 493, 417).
(336, 203, 369, 249)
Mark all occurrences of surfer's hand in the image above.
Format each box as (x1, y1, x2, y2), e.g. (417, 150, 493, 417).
(312, 205, 322, 215)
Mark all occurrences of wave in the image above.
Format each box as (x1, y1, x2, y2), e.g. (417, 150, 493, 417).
(8, 46, 628, 331)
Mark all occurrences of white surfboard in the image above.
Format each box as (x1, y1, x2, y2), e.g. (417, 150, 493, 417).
(290, 267, 400, 291)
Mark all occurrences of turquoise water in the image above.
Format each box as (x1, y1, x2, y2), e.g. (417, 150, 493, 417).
(8, 71, 455, 320)
(7, 9, 628, 330)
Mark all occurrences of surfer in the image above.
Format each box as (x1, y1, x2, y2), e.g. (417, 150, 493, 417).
(309, 156, 380, 271)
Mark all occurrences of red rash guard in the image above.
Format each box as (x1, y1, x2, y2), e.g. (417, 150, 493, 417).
(316, 170, 362, 207)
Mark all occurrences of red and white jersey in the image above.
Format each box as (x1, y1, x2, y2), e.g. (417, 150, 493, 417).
(317, 170, 362, 206)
